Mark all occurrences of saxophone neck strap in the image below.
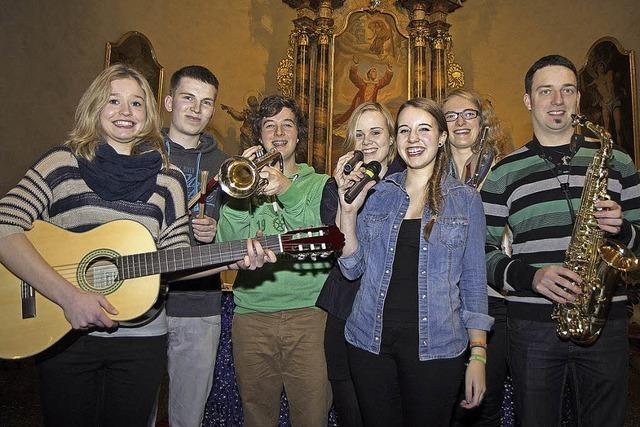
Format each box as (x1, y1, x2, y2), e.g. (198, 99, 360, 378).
(530, 134, 583, 225)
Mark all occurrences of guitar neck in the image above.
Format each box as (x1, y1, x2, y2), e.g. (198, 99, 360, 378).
(116, 235, 283, 279)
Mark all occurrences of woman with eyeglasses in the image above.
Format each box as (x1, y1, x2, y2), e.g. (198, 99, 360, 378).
(443, 89, 511, 427)
(335, 98, 493, 426)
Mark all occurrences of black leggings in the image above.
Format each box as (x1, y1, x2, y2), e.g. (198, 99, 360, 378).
(453, 297, 508, 426)
(347, 323, 465, 427)
(37, 334, 166, 427)
(324, 313, 363, 427)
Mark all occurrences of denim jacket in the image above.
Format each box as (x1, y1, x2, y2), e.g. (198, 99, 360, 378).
(339, 172, 493, 361)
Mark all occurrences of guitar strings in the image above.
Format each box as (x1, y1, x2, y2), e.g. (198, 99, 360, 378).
(45, 244, 294, 287)
(33, 232, 327, 288)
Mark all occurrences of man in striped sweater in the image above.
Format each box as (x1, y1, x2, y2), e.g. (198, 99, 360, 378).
(481, 55, 640, 426)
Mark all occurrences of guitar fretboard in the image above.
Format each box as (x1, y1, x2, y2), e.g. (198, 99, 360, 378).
(115, 235, 283, 279)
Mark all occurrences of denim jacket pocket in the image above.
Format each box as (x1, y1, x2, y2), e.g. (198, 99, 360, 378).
(438, 217, 469, 248)
(362, 213, 389, 241)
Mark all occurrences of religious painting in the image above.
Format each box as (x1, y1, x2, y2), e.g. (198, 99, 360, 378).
(330, 11, 409, 171)
(104, 31, 164, 109)
(579, 37, 638, 166)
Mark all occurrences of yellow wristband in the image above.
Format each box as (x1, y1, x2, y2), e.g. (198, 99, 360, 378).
(469, 354, 487, 364)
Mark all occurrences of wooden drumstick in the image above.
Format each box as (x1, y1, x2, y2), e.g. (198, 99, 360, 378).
(197, 170, 209, 219)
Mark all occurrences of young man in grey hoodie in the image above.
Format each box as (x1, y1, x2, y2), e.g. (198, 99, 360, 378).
(161, 65, 229, 427)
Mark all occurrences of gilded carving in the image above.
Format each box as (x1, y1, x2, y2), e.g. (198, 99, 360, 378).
(430, 29, 450, 50)
(276, 33, 296, 97)
(316, 19, 334, 45)
(447, 49, 464, 89)
(409, 21, 429, 48)
(331, 0, 410, 38)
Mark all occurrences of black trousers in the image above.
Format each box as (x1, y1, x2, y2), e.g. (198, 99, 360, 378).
(453, 297, 508, 426)
(324, 313, 363, 427)
(508, 316, 628, 427)
(37, 334, 167, 427)
(347, 323, 465, 427)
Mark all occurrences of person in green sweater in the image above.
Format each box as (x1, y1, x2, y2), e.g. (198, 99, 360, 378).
(217, 95, 332, 426)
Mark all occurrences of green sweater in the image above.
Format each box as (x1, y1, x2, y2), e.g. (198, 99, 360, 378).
(217, 163, 331, 314)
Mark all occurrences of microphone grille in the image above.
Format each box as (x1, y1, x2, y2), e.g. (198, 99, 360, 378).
(366, 161, 382, 175)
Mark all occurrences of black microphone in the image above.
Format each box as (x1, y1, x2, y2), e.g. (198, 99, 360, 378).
(343, 150, 364, 174)
(344, 161, 381, 204)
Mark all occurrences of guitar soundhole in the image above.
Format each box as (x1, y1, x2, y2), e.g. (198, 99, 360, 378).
(78, 249, 122, 294)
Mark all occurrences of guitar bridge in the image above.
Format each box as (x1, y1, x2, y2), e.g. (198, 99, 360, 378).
(21, 282, 36, 319)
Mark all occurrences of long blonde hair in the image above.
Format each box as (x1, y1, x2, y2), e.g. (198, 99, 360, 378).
(65, 64, 167, 167)
(443, 88, 511, 161)
(345, 102, 396, 165)
(396, 97, 449, 217)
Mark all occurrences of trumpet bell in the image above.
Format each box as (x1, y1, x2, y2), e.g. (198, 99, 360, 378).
(219, 156, 260, 199)
(218, 149, 283, 199)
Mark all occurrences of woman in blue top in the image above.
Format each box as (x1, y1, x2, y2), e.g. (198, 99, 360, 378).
(336, 97, 493, 426)
(317, 102, 403, 427)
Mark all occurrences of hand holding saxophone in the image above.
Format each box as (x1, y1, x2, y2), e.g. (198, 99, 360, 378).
(532, 265, 582, 304)
(593, 199, 623, 234)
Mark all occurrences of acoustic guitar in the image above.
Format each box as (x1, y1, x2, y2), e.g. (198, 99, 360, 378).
(0, 219, 343, 359)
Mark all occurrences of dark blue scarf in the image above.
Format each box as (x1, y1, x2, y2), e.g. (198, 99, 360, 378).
(78, 143, 162, 202)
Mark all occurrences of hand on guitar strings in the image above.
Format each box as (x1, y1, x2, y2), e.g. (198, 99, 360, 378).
(63, 289, 119, 330)
(229, 230, 277, 271)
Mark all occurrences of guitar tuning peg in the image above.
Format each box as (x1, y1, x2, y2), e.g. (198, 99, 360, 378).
(309, 253, 318, 262)
(319, 252, 332, 258)
(295, 254, 307, 261)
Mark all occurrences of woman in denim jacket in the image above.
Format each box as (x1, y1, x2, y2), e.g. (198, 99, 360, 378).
(336, 98, 493, 426)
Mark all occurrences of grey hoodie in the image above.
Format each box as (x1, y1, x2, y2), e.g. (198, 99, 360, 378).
(162, 128, 229, 317)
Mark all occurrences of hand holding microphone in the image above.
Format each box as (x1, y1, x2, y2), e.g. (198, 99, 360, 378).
(343, 150, 364, 174)
(344, 161, 381, 204)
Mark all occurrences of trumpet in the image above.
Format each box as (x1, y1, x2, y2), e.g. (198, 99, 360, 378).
(218, 148, 283, 198)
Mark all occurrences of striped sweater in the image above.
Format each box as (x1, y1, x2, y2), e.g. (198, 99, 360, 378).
(481, 135, 640, 321)
(0, 146, 191, 337)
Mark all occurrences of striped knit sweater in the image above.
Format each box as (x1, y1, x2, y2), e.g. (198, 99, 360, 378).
(0, 146, 191, 337)
(481, 135, 640, 321)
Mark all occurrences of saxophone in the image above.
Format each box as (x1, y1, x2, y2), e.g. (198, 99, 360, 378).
(552, 114, 640, 345)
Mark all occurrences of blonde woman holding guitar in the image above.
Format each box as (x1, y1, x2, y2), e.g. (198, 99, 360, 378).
(0, 64, 274, 427)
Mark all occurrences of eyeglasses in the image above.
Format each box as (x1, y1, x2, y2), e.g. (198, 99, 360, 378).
(444, 109, 479, 122)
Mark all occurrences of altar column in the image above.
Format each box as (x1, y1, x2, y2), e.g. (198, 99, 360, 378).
(292, 16, 315, 119)
(311, 0, 334, 172)
(407, 2, 430, 99)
